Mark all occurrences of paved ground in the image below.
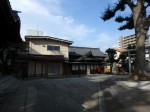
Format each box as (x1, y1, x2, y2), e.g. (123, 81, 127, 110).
(0, 74, 150, 112)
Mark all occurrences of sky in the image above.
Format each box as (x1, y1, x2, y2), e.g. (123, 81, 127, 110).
(9, 0, 136, 52)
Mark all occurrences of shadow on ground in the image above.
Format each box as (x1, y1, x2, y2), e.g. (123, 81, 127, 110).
(0, 75, 150, 112)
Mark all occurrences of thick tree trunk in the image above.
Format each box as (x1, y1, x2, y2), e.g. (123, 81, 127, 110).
(130, 8, 149, 80)
(131, 29, 148, 80)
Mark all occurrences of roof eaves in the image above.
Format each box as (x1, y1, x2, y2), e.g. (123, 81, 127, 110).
(25, 35, 73, 45)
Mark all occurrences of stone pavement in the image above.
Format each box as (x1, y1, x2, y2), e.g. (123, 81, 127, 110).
(0, 74, 150, 112)
(99, 75, 150, 112)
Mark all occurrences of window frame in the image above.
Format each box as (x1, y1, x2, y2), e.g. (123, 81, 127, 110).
(47, 45, 60, 51)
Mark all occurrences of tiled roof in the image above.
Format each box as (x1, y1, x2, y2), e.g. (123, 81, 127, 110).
(112, 48, 125, 52)
(69, 46, 106, 57)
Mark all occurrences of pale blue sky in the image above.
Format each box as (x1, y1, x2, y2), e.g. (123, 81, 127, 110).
(10, 0, 137, 52)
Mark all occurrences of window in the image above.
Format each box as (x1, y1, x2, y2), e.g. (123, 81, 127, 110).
(47, 45, 60, 51)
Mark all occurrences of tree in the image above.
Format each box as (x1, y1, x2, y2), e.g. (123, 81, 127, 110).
(105, 48, 116, 74)
(118, 52, 128, 72)
(127, 43, 136, 49)
(101, 0, 150, 80)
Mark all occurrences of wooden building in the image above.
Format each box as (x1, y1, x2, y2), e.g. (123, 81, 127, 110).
(67, 46, 106, 75)
(15, 36, 73, 78)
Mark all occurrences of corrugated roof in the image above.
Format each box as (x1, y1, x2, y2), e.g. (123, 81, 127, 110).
(69, 46, 106, 57)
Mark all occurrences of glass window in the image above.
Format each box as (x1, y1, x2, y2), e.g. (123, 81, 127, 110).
(47, 45, 53, 50)
(54, 46, 60, 51)
(47, 45, 60, 51)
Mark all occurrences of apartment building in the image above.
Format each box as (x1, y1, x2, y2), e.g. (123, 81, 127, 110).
(118, 34, 149, 49)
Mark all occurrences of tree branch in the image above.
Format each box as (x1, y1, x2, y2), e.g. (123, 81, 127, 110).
(115, 15, 133, 23)
(118, 20, 134, 30)
(124, 0, 134, 11)
(137, 0, 143, 9)
(144, 0, 150, 4)
(146, 16, 150, 26)
(101, 6, 115, 21)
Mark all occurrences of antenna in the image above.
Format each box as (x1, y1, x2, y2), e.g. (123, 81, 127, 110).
(37, 16, 39, 36)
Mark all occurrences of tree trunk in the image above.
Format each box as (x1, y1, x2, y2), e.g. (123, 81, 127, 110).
(131, 30, 148, 80)
(130, 7, 149, 80)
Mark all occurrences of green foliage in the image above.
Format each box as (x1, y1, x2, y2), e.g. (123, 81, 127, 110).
(101, 0, 150, 31)
(7, 42, 28, 52)
(105, 48, 116, 63)
(101, 0, 150, 78)
(127, 43, 136, 49)
(105, 48, 117, 74)
(119, 53, 127, 61)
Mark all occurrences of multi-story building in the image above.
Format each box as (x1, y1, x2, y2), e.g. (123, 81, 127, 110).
(15, 36, 73, 77)
(118, 34, 149, 49)
(15, 36, 106, 78)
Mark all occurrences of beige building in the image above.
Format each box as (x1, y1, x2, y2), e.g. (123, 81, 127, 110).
(118, 34, 149, 49)
(16, 36, 73, 77)
(26, 36, 71, 58)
